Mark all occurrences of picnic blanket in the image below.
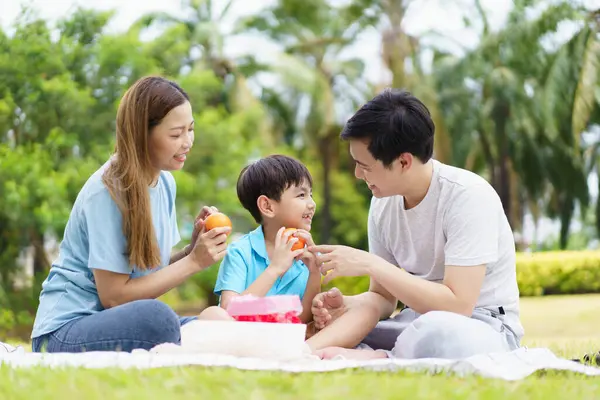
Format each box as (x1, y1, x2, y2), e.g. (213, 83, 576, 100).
(1, 342, 599, 381)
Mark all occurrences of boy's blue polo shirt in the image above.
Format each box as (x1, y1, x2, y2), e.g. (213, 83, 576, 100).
(214, 226, 309, 300)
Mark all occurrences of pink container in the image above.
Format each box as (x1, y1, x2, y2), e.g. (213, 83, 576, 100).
(226, 295, 303, 324)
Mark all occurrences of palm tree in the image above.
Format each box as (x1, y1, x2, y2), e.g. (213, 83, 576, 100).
(134, 0, 277, 149)
(541, 6, 600, 247)
(134, 0, 234, 78)
(432, 0, 599, 247)
(359, 0, 453, 163)
(240, 0, 375, 242)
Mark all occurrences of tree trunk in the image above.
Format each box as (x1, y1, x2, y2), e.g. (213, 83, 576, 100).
(0, 217, 18, 289)
(498, 152, 511, 226)
(509, 160, 521, 232)
(319, 135, 333, 243)
(596, 161, 600, 239)
(477, 128, 496, 188)
(31, 228, 50, 287)
(493, 102, 512, 226)
(559, 195, 574, 249)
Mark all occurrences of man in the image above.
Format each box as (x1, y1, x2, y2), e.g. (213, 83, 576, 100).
(306, 89, 524, 360)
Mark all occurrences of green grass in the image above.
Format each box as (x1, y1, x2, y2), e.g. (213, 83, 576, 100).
(1, 367, 599, 400)
(519, 293, 600, 359)
(2, 295, 600, 399)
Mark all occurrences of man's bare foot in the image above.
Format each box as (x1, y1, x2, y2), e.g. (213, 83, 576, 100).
(314, 346, 389, 360)
(322, 288, 345, 311)
(312, 288, 347, 329)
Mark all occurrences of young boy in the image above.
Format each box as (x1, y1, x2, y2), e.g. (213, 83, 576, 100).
(214, 155, 321, 324)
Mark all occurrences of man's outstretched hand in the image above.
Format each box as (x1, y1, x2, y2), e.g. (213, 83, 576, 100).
(309, 244, 379, 285)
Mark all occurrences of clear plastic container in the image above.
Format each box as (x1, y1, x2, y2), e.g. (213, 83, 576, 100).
(179, 319, 308, 359)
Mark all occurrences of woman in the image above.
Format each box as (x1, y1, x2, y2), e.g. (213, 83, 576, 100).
(31, 76, 231, 353)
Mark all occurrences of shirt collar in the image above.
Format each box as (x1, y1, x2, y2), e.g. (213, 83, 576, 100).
(248, 225, 268, 261)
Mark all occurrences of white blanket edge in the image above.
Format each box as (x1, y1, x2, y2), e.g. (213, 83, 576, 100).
(1, 345, 599, 381)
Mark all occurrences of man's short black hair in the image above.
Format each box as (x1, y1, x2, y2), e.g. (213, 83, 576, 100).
(236, 154, 313, 223)
(340, 88, 435, 166)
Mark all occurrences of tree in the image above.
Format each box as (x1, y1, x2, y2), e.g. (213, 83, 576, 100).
(431, 0, 600, 247)
(240, 0, 374, 243)
(354, 0, 453, 163)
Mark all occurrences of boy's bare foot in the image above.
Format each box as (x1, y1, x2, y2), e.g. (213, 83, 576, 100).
(305, 321, 318, 339)
(196, 306, 235, 321)
(314, 346, 389, 360)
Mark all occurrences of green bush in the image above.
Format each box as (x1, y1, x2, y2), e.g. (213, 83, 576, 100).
(323, 251, 600, 297)
(322, 276, 371, 296)
(0, 311, 35, 341)
(516, 251, 600, 296)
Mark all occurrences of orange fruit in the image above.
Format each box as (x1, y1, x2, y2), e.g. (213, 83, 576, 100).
(283, 228, 306, 251)
(204, 212, 232, 234)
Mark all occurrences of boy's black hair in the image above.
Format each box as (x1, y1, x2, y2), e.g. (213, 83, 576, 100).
(236, 155, 313, 223)
(340, 88, 435, 166)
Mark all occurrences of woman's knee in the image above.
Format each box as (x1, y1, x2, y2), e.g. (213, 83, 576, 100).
(393, 311, 507, 359)
(125, 299, 181, 344)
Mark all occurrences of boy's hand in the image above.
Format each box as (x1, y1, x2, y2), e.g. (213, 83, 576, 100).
(268, 227, 305, 276)
(294, 229, 319, 273)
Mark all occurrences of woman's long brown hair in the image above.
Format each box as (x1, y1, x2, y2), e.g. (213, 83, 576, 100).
(102, 76, 189, 270)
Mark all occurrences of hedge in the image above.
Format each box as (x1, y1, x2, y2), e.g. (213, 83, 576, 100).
(515, 250, 600, 296)
(322, 251, 600, 297)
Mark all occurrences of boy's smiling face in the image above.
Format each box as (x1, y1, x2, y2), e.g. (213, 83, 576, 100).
(272, 180, 316, 231)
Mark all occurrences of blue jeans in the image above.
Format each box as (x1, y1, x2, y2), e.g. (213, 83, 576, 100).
(31, 299, 197, 353)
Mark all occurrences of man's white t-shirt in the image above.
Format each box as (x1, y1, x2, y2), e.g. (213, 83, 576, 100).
(368, 159, 524, 340)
